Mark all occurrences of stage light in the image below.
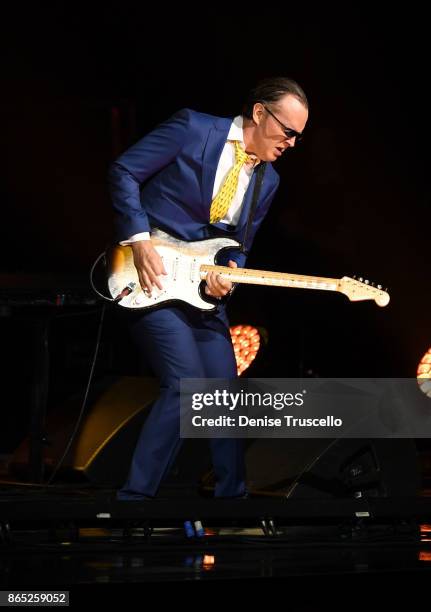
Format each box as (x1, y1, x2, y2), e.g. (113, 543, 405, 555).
(417, 348, 431, 398)
(203, 555, 215, 569)
(419, 551, 431, 560)
(230, 325, 261, 376)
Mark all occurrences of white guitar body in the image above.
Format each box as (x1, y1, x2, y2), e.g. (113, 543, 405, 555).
(107, 229, 239, 310)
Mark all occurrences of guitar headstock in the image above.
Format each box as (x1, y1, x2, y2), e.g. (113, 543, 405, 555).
(339, 276, 390, 307)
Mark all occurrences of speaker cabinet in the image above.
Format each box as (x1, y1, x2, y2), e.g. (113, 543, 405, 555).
(240, 437, 421, 498)
(9, 376, 159, 486)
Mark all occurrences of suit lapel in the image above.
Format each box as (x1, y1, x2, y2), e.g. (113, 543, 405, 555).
(201, 118, 232, 214)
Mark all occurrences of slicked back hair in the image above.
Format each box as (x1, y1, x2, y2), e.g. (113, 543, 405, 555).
(243, 76, 308, 119)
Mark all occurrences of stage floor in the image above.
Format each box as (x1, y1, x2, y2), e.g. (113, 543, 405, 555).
(1, 481, 431, 599)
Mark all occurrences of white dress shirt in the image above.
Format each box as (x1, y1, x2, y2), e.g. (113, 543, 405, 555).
(120, 115, 257, 245)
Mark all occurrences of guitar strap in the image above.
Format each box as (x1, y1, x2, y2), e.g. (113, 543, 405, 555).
(240, 162, 267, 255)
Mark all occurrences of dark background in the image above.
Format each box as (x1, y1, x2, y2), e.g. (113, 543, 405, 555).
(1, 5, 430, 452)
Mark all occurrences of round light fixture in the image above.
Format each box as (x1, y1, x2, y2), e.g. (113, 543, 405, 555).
(230, 325, 261, 376)
(417, 347, 431, 398)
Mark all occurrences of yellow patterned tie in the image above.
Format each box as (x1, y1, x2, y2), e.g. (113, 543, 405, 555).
(209, 141, 253, 224)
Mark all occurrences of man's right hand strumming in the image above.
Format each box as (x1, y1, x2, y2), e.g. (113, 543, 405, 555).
(131, 240, 167, 296)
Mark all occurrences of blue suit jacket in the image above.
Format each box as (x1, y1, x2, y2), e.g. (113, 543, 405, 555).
(108, 108, 280, 268)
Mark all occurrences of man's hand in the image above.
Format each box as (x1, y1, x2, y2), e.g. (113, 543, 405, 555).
(205, 260, 237, 298)
(131, 240, 167, 296)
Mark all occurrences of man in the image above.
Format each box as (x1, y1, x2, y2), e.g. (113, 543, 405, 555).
(109, 76, 309, 500)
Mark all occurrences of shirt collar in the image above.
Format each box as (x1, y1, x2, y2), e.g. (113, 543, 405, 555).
(228, 115, 245, 141)
(228, 115, 260, 166)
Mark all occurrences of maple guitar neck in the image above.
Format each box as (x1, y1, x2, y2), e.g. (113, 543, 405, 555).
(200, 265, 339, 292)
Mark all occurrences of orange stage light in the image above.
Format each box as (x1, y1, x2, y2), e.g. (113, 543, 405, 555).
(417, 348, 431, 398)
(230, 325, 261, 376)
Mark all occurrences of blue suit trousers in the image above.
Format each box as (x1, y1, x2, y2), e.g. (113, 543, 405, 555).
(117, 304, 246, 499)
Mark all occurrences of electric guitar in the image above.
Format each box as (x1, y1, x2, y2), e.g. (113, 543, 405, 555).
(97, 228, 390, 311)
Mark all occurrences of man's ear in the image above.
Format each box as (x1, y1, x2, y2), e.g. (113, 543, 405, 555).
(252, 102, 265, 125)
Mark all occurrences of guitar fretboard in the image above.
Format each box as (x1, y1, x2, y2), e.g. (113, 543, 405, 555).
(200, 265, 339, 291)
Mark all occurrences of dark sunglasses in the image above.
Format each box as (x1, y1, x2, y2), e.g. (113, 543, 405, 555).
(262, 104, 303, 142)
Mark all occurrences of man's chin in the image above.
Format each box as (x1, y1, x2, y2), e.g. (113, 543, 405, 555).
(260, 153, 276, 162)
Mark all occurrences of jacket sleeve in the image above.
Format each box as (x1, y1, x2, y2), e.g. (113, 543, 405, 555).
(108, 108, 191, 241)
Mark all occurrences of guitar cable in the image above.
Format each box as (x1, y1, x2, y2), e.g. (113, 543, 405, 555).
(43, 249, 140, 488)
(42, 251, 119, 488)
(43, 298, 107, 488)
(90, 251, 137, 302)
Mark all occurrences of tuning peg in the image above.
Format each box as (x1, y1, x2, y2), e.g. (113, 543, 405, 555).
(377, 284, 382, 290)
(364, 279, 369, 284)
(359, 277, 363, 282)
(352, 274, 357, 279)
